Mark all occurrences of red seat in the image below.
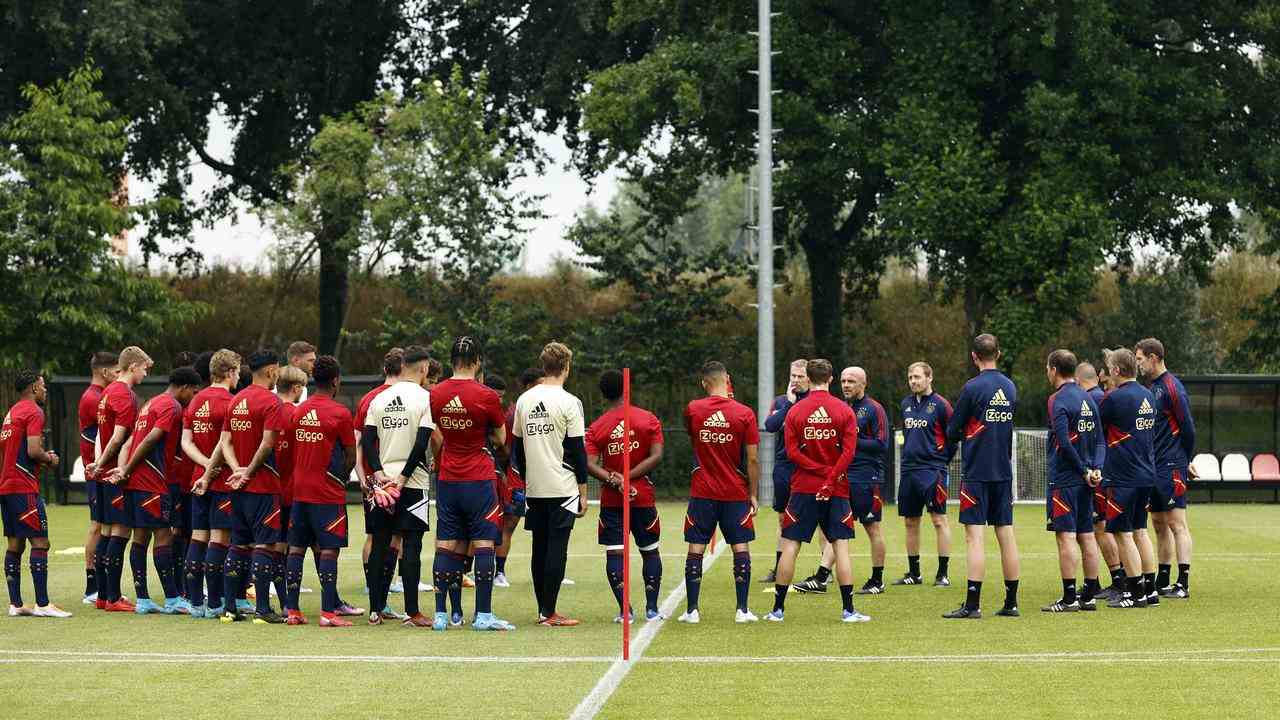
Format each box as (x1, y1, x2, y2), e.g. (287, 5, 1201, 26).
(1251, 454, 1280, 484)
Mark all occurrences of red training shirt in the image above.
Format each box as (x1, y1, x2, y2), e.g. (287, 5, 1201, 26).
(783, 389, 858, 498)
(184, 386, 233, 492)
(684, 395, 759, 501)
(78, 384, 104, 468)
(125, 393, 183, 494)
(586, 405, 663, 508)
(430, 378, 505, 482)
(223, 384, 283, 495)
(96, 381, 139, 473)
(0, 399, 45, 494)
(288, 394, 355, 505)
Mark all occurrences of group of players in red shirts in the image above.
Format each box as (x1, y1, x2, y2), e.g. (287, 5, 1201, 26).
(2, 331, 1198, 627)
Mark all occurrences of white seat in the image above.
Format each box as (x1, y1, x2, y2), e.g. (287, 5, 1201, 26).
(69, 457, 86, 484)
(1190, 453, 1220, 481)
(1220, 453, 1252, 482)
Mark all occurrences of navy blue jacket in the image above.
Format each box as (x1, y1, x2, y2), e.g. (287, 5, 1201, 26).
(1149, 371, 1196, 469)
(1087, 385, 1105, 406)
(899, 392, 953, 471)
(765, 390, 808, 482)
(848, 394, 888, 483)
(1099, 380, 1157, 488)
(946, 369, 1017, 484)
(1046, 381, 1104, 488)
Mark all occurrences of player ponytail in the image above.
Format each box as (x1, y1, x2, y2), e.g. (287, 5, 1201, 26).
(451, 336, 483, 370)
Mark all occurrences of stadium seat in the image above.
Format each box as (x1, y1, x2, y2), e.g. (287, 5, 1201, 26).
(1251, 453, 1280, 484)
(1190, 453, 1220, 481)
(1220, 453, 1252, 482)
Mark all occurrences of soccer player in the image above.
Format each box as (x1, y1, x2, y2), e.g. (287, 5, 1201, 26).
(768, 360, 869, 623)
(895, 361, 953, 587)
(792, 366, 889, 595)
(1081, 356, 1125, 599)
(106, 367, 201, 614)
(186, 349, 241, 618)
(79, 351, 117, 604)
(943, 334, 1021, 619)
(354, 348, 403, 610)
(841, 367, 891, 595)
(283, 355, 357, 626)
(1097, 348, 1159, 609)
(431, 336, 515, 631)
(2, 372, 69, 617)
(1040, 350, 1105, 612)
(490, 371, 526, 589)
(286, 341, 318, 402)
(89, 346, 153, 611)
(678, 361, 760, 624)
(762, 359, 809, 584)
(586, 369, 665, 622)
(271, 366, 308, 606)
(513, 341, 589, 627)
(1135, 338, 1195, 599)
(364, 345, 437, 627)
(216, 349, 287, 623)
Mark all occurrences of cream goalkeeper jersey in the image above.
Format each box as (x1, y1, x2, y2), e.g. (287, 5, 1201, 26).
(365, 381, 434, 490)
(514, 383, 586, 499)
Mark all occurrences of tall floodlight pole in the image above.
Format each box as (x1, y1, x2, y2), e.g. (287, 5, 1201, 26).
(756, 0, 776, 491)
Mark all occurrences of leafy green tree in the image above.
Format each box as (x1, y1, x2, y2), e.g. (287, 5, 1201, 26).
(0, 64, 201, 373)
(269, 69, 541, 354)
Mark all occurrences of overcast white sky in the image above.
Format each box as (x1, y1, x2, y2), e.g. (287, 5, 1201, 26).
(128, 113, 621, 274)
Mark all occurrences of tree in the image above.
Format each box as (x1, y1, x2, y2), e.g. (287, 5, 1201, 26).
(1, 1, 420, 266)
(878, 2, 1280, 368)
(0, 64, 201, 372)
(269, 69, 541, 354)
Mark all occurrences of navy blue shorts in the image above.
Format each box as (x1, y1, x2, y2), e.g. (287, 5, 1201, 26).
(781, 493, 856, 543)
(959, 481, 1013, 526)
(1091, 486, 1108, 525)
(683, 498, 755, 546)
(598, 505, 661, 548)
(1150, 466, 1189, 512)
(1102, 486, 1151, 533)
(230, 492, 283, 546)
(127, 489, 173, 529)
(191, 491, 234, 532)
(168, 484, 190, 532)
(436, 480, 502, 543)
(849, 483, 884, 525)
(98, 479, 130, 526)
(1046, 485, 1093, 534)
(86, 478, 102, 524)
(897, 468, 948, 517)
(1, 493, 48, 538)
(279, 504, 292, 543)
(772, 467, 792, 513)
(287, 501, 349, 549)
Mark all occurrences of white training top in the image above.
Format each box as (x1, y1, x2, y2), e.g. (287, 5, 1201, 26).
(513, 383, 586, 499)
(366, 380, 434, 490)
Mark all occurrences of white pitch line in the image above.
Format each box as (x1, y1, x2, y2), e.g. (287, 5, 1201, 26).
(568, 540, 731, 720)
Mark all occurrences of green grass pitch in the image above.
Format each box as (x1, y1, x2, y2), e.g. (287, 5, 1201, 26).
(2, 502, 1278, 719)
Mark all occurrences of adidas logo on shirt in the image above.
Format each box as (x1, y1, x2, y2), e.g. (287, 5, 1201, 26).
(386, 396, 405, 411)
(991, 388, 1011, 407)
(195, 401, 210, 419)
(232, 399, 249, 415)
(530, 401, 549, 420)
(703, 410, 730, 428)
(1139, 398, 1154, 415)
(299, 409, 322, 427)
(807, 406, 833, 424)
(443, 395, 466, 414)
(1080, 401, 1093, 418)
(610, 421, 626, 440)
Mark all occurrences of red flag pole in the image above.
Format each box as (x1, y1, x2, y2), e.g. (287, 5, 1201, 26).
(622, 368, 632, 660)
